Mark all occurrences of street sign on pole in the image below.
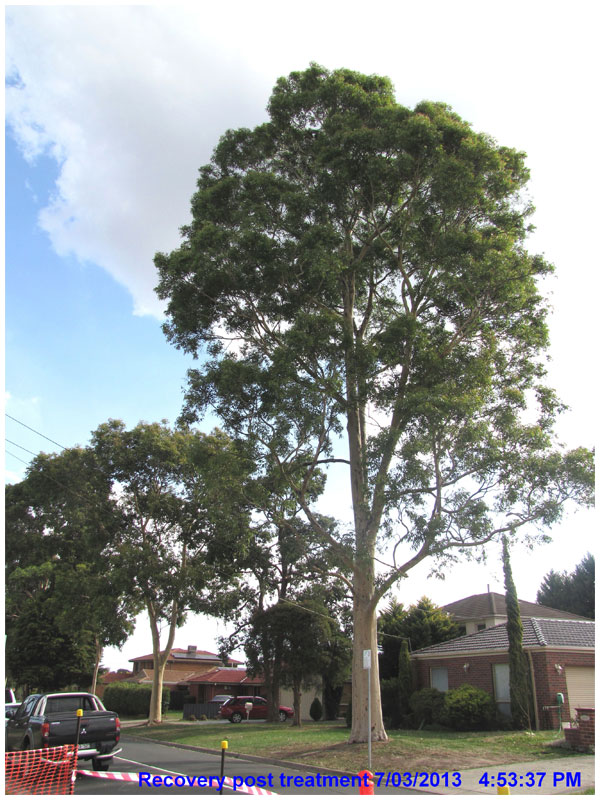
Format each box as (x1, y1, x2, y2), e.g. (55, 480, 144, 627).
(363, 649, 372, 769)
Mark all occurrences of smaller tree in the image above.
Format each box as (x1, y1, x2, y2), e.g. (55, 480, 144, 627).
(92, 420, 253, 724)
(245, 596, 334, 726)
(502, 536, 534, 729)
(378, 597, 459, 679)
(537, 553, 594, 619)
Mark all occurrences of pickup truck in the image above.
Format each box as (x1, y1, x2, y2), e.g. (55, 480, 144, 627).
(5, 692, 121, 770)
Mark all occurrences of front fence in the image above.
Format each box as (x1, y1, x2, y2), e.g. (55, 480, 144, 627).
(5, 744, 78, 795)
(182, 702, 221, 720)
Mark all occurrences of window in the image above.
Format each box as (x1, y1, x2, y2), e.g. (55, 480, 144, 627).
(45, 695, 95, 714)
(477, 624, 486, 631)
(430, 667, 448, 692)
(493, 663, 510, 716)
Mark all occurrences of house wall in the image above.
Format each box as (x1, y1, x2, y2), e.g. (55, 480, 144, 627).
(529, 650, 594, 728)
(414, 653, 509, 697)
(413, 649, 594, 730)
(279, 687, 322, 721)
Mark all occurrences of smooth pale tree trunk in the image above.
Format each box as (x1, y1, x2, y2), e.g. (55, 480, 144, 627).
(349, 569, 388, 743)
(147, 599, 178, 725)
(90, 636, 102, 696)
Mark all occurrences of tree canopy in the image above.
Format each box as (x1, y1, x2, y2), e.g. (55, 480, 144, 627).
(5, 447, 135, 694)
(378, 597, 459, 679)
(537, 553, 594, 619)
(155, 64, 594, 742)
(91, 420, 253, 723)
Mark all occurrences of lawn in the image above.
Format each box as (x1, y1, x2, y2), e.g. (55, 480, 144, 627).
(126, 720, 580, 774)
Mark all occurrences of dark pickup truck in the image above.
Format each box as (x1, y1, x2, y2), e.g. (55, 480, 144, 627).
(5, 692, 121, 770)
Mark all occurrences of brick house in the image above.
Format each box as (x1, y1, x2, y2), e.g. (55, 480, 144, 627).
(123, 645, 242, 696)
(411, 618, 594, 729)
(442, 591, 590, 636)
(187, 667, 263, 702)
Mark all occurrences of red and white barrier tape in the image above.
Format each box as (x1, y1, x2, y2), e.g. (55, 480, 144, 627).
(76, 770, 278, 795)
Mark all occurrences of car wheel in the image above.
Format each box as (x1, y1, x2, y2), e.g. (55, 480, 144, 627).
(278, 711, 288, 722)
(231, 712, 243, 723)
(92, 757, 111, 771)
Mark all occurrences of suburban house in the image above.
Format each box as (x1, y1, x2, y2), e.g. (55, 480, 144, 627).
(113, 645, 244, 699)
(411, 617, 595, 729)
(442, 591, 591, 636)
(187, 667, 263, 702)
(105, 644, 320, 718)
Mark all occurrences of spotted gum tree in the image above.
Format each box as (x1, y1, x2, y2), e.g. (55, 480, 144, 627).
(155, 65, 594, 742)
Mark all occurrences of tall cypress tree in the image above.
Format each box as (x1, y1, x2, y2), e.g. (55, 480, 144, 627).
(502, 536, 534, 729)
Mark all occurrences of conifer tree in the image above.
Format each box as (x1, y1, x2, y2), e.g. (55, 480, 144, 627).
(502, 536, 534, 729)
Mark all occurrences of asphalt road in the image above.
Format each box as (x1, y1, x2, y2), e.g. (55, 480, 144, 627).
(74, 735, 422, 795)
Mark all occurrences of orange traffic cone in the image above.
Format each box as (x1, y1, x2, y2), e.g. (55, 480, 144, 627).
(358, 770, 374, 795)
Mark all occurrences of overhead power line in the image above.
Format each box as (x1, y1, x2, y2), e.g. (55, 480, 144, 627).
(5, 413, 67, 452)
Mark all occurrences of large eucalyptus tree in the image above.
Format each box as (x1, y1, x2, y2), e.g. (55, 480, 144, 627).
(155, 65, 594, 741)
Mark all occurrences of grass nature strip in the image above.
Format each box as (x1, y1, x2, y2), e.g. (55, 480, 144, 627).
(126, 721, 577, 774)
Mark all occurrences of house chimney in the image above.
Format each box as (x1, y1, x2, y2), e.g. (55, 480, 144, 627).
(187, 645, 197, 654)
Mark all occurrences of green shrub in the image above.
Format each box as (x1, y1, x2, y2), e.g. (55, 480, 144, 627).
(441, 684, 496, 731)
(408, 688, 445, 726)
(309, 697, 323, 721)
(381, 677, 404, 728)
(103, 682, 170, 716)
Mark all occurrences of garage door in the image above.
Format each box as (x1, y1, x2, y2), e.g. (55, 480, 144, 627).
(565, 667, 595, 717)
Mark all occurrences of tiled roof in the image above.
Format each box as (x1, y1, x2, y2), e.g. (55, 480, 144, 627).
(441, 592, 590, 621)
(130, 648, 241, 665)
(132, 668, 198, 685)
(188, 668, 262, 685)
(412, 618, 595, 657)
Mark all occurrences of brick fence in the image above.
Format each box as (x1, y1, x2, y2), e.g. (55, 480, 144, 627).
(564, 707, 595, 751)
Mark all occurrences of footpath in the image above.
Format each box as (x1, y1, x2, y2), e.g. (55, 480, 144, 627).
(121, 724, 594, 795)
(410, 755, 595, 795)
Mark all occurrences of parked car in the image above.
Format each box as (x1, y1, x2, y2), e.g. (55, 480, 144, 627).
(219, 696, 293, 723)
(5, 692, 121, 770)
(208, 694, 233, 707)
(5, 702, 20, 726)
(5, 689, 17, 704)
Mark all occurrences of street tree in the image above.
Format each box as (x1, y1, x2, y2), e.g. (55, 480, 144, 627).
(5, 447, 136, 694)
(155, 64, 595, 742)
(537, 553, 594, 619)
(91, 420, 253, 724)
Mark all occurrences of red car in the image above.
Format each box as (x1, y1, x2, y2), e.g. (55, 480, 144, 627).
(219, 696, 293, 723)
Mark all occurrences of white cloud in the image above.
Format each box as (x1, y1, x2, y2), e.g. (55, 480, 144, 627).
(6, 6, 273, 317)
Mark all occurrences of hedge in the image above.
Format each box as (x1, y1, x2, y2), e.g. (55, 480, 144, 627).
(103, 681, 170, 716)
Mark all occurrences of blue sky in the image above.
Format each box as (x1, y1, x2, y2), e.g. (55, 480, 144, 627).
(4, 3, 597, 670)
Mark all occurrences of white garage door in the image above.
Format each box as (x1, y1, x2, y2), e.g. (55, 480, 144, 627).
(565, 667, 595, 717)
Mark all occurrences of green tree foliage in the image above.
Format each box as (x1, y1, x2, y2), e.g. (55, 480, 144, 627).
(537, 553, 594, 619)
(245, 595, 339, 726)
(91, 420, 253, 724)
(155, 64, 594, 742)
(5, 447, 136, 694)
(502, 536, 534, 729)
(378, 597, 459, 679)
(6, 595, 96, 693)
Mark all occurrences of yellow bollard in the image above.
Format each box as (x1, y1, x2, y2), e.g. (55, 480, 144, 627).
(219, 740, 228, 795)
(497, 787, 510, 795)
